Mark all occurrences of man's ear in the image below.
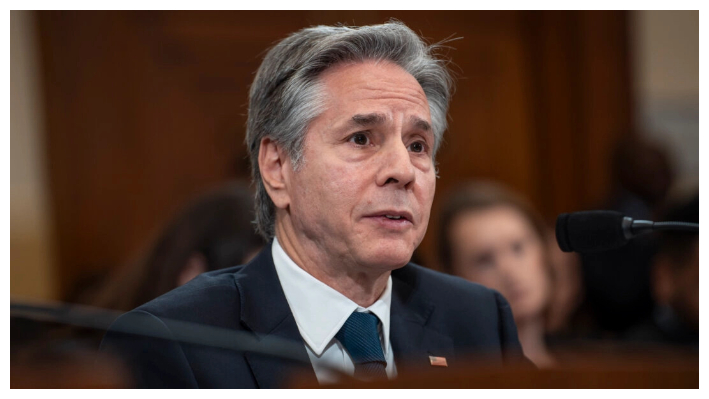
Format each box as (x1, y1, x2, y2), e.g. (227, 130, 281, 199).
(258, 137, 291, 210)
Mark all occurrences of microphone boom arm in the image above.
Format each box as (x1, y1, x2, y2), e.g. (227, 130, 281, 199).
(628, 219, 699, 238)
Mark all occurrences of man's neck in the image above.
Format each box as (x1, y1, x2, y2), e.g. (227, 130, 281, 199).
(274, 223, 390, 308)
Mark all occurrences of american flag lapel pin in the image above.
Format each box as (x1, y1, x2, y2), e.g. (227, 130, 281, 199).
(429, 355, 448, 367)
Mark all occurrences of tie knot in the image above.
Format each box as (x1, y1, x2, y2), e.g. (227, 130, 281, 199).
(335, 312, 387, 379)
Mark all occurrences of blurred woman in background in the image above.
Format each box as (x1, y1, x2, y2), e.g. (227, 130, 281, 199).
(12, 181, 265, 386)
(437, 181, 559, 367)
(94, 180, 264, 312)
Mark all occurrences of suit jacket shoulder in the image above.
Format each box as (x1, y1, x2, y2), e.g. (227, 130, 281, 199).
(134, 264, 246, 326)
(100, 246, 528, 388)
(100, 249, 316, 388)
(391, 263, 526, 364)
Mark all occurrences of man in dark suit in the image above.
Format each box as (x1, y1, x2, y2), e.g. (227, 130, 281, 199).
(101, 21, 527, 388)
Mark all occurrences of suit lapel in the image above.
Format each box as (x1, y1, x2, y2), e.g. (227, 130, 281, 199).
(234, 250, 454, 385)
(390, 265, 455, 373)
(234, 242, 318, 388)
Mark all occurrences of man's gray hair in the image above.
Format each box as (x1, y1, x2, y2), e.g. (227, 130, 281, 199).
(246, 21, 454, 239)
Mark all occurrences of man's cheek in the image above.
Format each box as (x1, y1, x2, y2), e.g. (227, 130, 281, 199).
(323, 165, 361, 197)
(418, 177, 436, 221)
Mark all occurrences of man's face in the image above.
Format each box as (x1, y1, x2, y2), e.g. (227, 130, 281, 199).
(282, 60, 436, 271)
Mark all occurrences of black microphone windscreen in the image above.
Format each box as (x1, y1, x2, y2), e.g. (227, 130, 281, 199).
(556, 211, 628, 253)
(555, 213, 572, 252)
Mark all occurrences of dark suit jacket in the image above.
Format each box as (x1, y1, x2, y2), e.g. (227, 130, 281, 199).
(100, 242, 527, 388)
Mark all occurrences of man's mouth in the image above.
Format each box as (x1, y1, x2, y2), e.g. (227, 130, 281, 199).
(365, 210, 414, 226)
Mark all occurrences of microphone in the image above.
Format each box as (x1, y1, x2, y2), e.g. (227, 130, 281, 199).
(556, 210, 699, 254)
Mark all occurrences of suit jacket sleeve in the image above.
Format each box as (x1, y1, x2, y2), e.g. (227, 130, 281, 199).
(99, 310, 199, 388)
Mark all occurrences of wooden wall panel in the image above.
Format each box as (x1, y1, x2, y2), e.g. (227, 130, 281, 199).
(520, 11, 586, 219)
(34, 11, 633, 295)
(578, 11, 633, 206)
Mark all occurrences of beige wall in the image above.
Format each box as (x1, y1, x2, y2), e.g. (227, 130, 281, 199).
(632, 10, 699, 188)
(11, 10, 58, 300)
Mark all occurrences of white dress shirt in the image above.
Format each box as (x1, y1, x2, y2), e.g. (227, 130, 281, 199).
(271, 237, 397, 384)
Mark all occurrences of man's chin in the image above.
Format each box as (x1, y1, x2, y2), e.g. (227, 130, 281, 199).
(359, 247, 414, 270)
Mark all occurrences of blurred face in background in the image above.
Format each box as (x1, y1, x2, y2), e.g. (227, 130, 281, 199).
(448, 205, 550, 323)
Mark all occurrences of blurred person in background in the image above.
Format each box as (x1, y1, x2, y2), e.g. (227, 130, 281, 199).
(609, 135, 675, 219)
(625, 192, 699, 348)
(437, 181, 557, 367)
(577, 135, 676, 337)
(13, 181, 264, 364)
(544, 232, 584, 337)
(94, 180, 264, 312)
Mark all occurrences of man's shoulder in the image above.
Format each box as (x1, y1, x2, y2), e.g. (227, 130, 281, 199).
(100, 263, 262, 388)
(393, 262, 523, 356)
(392, 262, 511, 322)
(134, 264, 248, 325)
(393, 262, 500, 302)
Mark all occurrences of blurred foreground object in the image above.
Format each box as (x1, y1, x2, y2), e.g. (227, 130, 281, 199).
(294, 347, 697, 388)
(11, 299, 318, 388)
(11, 314, 130, 388)
(11, 349, 130, 388)
(11, 300, 697, 388)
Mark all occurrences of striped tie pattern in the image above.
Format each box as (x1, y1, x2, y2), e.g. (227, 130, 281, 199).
(335, 311, 388, 380)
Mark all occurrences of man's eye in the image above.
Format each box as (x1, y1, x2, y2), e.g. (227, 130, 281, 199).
(349, 133, 369, 146)
(409, 141, 425, 153)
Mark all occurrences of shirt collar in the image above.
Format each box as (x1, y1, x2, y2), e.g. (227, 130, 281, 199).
(271, 237, 392, 356)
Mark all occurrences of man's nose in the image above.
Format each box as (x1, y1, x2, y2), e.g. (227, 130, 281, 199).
(376, 140, 416, 189)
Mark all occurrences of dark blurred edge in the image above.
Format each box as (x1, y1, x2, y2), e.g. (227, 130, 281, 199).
(11, 301, 699, 389)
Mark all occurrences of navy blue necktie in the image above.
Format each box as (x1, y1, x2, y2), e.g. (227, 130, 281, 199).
(335, 311, 388, 380)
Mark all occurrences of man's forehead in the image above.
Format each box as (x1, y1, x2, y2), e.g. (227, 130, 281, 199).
(319, 61, 432, 123)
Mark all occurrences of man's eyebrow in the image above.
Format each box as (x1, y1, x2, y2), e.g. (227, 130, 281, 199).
(347, 113, 432, 132)
(410, 116, 431, 132)
(350, 113, 387, 128)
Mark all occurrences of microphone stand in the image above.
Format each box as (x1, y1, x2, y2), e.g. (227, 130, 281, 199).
(11, 299, 309, 364)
